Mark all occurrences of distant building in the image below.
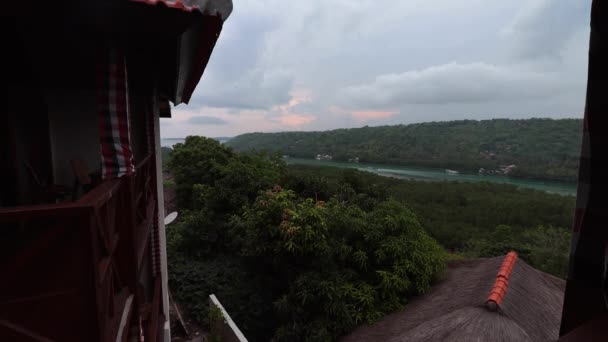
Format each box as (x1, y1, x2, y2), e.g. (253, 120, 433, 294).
(499, 165, 517, 175)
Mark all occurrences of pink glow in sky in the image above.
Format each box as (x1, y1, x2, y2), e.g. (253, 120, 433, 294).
(275, 114, 316, 126)
(162, 92, 318, 137)
(351, 111, 398, 120)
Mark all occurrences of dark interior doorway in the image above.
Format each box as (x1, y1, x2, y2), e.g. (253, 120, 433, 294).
(1, 20, 53, 207)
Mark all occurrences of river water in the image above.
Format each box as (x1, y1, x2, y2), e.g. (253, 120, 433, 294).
(285, 158, 577, 196)
(161, 139, 576, 196)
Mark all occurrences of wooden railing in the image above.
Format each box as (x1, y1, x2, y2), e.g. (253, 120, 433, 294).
(0, 154, 161, 342)
(133, 154, 158, 279)
(209, 294, 249, 342)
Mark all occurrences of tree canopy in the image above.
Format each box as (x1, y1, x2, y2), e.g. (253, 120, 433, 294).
(166, 137, 446, 341)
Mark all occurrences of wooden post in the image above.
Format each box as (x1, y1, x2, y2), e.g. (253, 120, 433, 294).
(152, 88, 171, 341)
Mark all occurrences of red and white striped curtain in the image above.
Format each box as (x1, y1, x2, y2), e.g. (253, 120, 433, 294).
(97, 46, 135, 179)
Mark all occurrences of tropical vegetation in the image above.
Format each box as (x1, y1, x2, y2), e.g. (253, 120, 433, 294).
(165, 135, 574, 341)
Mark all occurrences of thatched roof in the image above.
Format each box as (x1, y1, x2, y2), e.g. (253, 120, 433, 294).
(342, 257, 565, 342)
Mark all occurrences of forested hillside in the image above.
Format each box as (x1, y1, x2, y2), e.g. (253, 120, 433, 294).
(227, 118, 582, 182)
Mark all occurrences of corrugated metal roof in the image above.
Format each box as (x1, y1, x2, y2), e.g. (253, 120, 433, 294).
(129, 0, 232, 21)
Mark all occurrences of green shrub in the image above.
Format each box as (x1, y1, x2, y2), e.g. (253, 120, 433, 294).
(168, 253, 277, 340)
(465, 224, 571, 277)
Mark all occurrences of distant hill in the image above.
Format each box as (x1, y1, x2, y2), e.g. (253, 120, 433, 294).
(226, 118, 582, 182)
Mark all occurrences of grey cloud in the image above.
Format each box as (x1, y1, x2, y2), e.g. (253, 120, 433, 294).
(503, 0, 590, 61)
(193, 68, 293, 109)
(186, 116, 228, 125)
(336, 1, 590, 112)
(338, 62, 566, 108)
(188, 4, 293, 110)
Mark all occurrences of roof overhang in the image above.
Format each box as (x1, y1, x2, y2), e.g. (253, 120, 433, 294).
(7, 0, 232, 112)
(129, 0, 232, 22)
(127, 0, 233, 106)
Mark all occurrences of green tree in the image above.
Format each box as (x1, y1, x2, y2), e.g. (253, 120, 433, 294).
(231, 189, 446, 341)
(168, 136, 285, 256)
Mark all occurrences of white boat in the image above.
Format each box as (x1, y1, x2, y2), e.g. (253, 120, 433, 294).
(445, 169, 459, 175)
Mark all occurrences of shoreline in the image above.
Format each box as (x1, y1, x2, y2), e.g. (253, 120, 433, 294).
(285, 158, 577, 196)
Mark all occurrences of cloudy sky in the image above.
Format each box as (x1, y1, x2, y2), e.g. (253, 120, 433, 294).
(161, 0, 591, 138)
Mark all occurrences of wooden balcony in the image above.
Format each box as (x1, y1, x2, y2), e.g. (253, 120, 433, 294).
(0, 155, 163, 342)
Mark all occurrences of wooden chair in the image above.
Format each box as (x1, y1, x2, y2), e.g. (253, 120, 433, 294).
(24, 162, 71, 204)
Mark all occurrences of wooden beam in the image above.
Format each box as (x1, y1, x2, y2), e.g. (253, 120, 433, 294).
(136, 199, 156, 271)
(146, 277, 162, 342)
(0, 319, 54, 342)
(0, 203, 85, 221)
(115, 295, 134, 342)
